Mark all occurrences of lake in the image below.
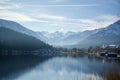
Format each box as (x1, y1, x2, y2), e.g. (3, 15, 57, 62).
(0, 55, 120, 80)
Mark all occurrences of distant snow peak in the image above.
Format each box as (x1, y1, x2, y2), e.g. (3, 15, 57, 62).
(0, 18, 120, 47)
(58, 28, 68, 34)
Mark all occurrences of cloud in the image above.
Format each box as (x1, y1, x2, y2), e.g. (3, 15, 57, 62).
(26, 4, 99, 7)
(58, 28, 69, 33)
(32, 14, 120, 32)
(0, 0, 119, 32)
(0, 0, 119, 33)
(0, 0, 23, 9)
(0, 9, 119, 32)
(0, 10, 38, 22)
(33, 14, 120, 32)
(97, 15, 120, 21)
(36, 14, 66, 20)
(0, 0, 10, 3)
(49, 0, 66, 3)
(71, 15, 120, 31)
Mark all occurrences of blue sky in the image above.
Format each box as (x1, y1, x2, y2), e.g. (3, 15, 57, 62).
(0, 0, 120, 33)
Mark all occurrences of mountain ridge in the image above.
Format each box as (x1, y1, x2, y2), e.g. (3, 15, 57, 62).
(71, 19, 120, 48)
(0, 18, 120, 48)
(0, 27, 51, 50)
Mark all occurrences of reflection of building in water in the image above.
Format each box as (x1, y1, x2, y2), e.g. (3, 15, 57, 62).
(68, 48, 85, 57)
(87, 44, 120, 63)
(88, 54, 93, 61)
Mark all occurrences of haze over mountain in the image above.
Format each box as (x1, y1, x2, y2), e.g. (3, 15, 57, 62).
(0, 19, 36, 37)
(0, 19, 47, 42)
(72, 20, 120, 48)
(0, 27, 51, 50)
(0, 19, 76, 46)
(37, 19, 120, 48)
(0, 19, 120, 49)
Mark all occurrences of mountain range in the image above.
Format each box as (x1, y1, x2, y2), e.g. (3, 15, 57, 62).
(72, 20, 120, 48)
(0, 27, 51, 50)
(0, 19, 120, 49)
(39, 20, 120, 48)
(0, 19, 53, 51)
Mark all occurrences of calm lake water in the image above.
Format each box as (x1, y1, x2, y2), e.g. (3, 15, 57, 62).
(0, 55, 120, 80)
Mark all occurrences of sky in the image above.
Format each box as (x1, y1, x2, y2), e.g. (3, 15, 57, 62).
(0, 0, 120, 33)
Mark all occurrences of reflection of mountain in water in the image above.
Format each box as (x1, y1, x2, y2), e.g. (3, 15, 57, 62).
(0, 55, 50, 80)
(1, 56, 119, 80)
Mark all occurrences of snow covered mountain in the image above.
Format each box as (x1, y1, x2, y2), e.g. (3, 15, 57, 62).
(0, 19, 77, 46)
(41, 20, 120, 48)
(72, 20, 120, 48)
(0, 19, 120, 48)
(37, 28, 104, 46)
(35, 20, 120, 47)
(63, 29, 103, 45)
(36, 31, 76, 46)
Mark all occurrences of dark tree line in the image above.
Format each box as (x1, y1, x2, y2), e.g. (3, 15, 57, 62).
(0, 27, 52, 51)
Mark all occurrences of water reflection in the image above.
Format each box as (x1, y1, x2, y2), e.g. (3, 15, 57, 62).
(0, 55, 120, 80)
(0, 55, 50, 80)
(15, 57, 103, 80)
